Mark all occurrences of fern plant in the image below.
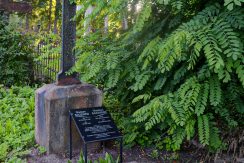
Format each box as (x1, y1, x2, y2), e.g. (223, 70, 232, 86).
(73, 0, 244, 152)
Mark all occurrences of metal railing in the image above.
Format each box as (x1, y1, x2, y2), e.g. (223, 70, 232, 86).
(33, 42, 61, 83)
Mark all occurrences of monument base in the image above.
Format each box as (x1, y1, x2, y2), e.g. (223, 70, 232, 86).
(35, 83, 102, 154)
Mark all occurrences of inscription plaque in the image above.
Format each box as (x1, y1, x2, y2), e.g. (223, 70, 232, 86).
(70, 107, 122, 142)
(69, 107, 123, 162)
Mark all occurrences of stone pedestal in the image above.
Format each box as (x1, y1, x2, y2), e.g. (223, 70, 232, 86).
(35, 83, 102, 154)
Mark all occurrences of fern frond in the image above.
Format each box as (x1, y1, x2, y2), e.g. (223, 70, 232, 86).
(235, 61, 244, 87)
(181, 79, 201, 113)
(169, 102, 186, 126)
(132, 93, 151, 104)
(195, 82, 209, 116)
(173, 64, 188, 85)
(198, 115, 209, 146)
(130, 72, 151, 91)
(106, 52, 120, 70)
(187, 41, 203, 70)
(199, 27, 225, 72)
(153, 77, 167, 91)
(84, 56, 104, 81)
(106, 69, 120, 88)
(133, 96, 162, 124)
(213, 19, 242, 61)
(209, 76, 222, 106)
(185, 119, 196, 140)
(222, 7, 244, 29)
(157, 30, 190, 73)
(145, 99, 166, 130)
(132, 103, 152, 123)
(133, 95, 172, 130)
(224, 0, 244, 11)
(128, 61, 140, 80)
(191, 3, 220, 26)
(138, 36, 161, 69)
(213, 104, 238, 128)
(209, 122, 222, 150)
(171, 128, 186, 150)
(133, 1, 152, 33)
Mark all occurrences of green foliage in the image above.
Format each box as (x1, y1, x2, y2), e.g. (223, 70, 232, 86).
(37, 145, 47, 155)
(150, 149, 159, 159)
(198, 115, 209, 146)
(0, 16, 34, 86)
(133, 1, 152, 33)
(76, 152, 120, 163)
(74, 0, 244, 152)
(0, 85, 35, 162)
(224, 0, 244, 10)
(34, 32, 61, 82)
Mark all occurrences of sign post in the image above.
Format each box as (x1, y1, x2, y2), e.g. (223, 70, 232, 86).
(69, 107, 123, 162)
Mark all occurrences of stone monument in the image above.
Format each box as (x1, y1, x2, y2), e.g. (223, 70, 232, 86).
(35, 0, 102, 155)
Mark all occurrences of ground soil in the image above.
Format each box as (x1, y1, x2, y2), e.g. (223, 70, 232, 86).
(26, 142, 244, 163)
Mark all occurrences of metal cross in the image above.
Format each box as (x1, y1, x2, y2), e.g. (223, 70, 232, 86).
(57, 0, 80, 85)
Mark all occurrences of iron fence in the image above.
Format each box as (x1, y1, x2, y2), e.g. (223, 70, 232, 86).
(33, 42, 61, 83)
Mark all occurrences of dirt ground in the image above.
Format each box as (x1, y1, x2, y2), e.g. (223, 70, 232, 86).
(26, 143, 244, 163)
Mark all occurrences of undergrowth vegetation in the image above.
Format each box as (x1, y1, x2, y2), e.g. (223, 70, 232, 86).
(0, 85, 35, 162)
(73, 0, 244, 153)
(0, 16, 34, 86)
(70, 152, 120, 163)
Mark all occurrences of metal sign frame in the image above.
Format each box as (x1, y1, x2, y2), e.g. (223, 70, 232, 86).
(69, 107, 123, 163)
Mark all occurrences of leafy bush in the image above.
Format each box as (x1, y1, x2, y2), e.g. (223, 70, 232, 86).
(0, 85, 35, 162)
(0, 16, 34, 86)
(74, 0, 244, 151)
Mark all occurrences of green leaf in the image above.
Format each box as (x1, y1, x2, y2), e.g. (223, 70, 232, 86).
(227, 3, 234, 10)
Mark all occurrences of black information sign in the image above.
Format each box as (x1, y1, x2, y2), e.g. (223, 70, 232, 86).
(70, 107, 122, 142)
(69, 107, 122, 162)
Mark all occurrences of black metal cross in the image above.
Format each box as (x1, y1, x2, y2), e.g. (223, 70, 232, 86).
(57, 0, 80, 85)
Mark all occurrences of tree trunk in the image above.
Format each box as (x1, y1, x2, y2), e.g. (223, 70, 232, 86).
(25, 14, 29, 31)
(84, 5, 94, 35)
(122, 13, 128, 30)
(130, 0, 138, 24)
(104, 15, 108, 34)
(53, 0, 61, 34)
(48, 0, 52, 32)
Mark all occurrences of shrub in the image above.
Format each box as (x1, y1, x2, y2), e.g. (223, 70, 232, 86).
(74, 0, 244, 151)
(0, 85, 35, 162)
(0, 16, 34, 86)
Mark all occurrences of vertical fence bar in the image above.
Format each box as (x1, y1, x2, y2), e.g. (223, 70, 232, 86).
(34, 39, 61, 83)
(69, 112, 72, 160)
(120, 137, 123, 163)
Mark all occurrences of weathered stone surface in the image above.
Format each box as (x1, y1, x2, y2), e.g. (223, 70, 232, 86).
(35, 83, 102, 154)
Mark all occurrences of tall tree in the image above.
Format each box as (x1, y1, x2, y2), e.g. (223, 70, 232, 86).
(48, 0, 52, 31)
(84, 5, 94, 35)
(53, 0, 61, 34)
